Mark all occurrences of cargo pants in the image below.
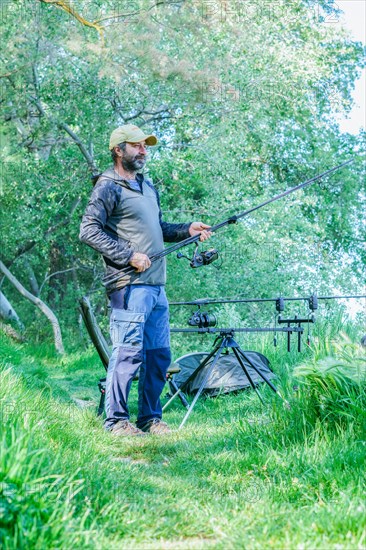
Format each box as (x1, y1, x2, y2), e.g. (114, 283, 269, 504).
(104, 285, 171, 430)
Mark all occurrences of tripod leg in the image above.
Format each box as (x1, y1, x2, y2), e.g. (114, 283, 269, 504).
(169, 380, 189, 408)
(236, 347, 289, 406)
(164, 385, 190, 411)
(179, 339, 228, 429)
(236, 348, 278, 392)
(163, 341, 223, 412)
(231, 347, 265, 405)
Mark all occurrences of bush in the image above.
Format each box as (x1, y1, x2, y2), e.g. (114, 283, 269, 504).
(293, 333, 366, 428)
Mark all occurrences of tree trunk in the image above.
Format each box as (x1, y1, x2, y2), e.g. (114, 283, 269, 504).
(24, 261, 40, 296)
(0, 260, 65, 354)
(0, 291, 24, 329)
(47, 242, 67, 305)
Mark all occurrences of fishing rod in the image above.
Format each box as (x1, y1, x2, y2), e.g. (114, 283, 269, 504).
(103, 159, 353, 287)
(170, 327, 304, 334)
(169, 294, 366, 307)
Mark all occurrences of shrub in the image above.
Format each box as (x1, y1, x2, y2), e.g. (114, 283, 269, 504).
(293, 333, 366, 428)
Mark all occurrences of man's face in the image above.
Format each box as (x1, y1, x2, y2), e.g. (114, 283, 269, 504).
(120, 141, 148, 171)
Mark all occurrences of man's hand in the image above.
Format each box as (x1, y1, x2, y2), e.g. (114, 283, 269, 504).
(129, 252, 151, 273)
(189, 222, 212, 242)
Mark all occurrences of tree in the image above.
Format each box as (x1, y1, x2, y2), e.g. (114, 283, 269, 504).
(1, 0, 364, 344)
(0, 261, 64, 354)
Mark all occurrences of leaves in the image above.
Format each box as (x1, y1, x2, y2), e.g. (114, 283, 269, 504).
(293, 333, 366, 425)
(0, 0, 365, 341)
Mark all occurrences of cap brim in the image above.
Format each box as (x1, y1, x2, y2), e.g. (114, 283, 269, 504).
(128, 134, 157, 146)
(145, 135, 157, 146)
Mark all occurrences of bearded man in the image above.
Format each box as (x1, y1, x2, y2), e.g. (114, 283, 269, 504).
(80, 124, 211, 436)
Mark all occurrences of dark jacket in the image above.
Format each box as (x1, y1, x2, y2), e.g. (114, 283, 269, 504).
(79, 168, 191, 293)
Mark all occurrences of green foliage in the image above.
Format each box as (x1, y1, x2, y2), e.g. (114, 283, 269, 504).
(293, 333, 366, 427)
(0, 0, 365, 346)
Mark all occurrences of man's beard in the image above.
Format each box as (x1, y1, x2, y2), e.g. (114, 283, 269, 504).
(122, 155, 146, 172)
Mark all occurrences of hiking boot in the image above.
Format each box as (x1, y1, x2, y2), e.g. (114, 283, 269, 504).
(139, 418, 172, 435)
(111, 420, 146, 437)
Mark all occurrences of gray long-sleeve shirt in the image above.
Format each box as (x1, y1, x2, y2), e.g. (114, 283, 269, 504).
(79, 167, 191, 293)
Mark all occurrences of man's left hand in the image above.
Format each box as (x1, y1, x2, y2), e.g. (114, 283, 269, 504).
(189, 222, 212, 242)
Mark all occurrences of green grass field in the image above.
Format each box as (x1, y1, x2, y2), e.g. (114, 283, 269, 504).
(0, 321, 365, 549)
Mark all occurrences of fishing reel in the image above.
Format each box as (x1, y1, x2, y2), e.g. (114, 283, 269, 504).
(177, 243, 219, 268)
(188, 309, 217, 328)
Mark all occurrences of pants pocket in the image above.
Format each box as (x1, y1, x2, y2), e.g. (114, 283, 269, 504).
(110, 310, 145, 348)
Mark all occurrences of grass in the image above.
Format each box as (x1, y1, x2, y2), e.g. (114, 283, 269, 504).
(0, 318, 365, 549)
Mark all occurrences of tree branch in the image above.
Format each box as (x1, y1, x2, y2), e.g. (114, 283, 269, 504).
(29, 95, 99, 174)
(4, 197, 81, 268)
(92, 0, 183, 25)
(39, 267, 78, 295)
(38, 0, 105, 43)
(58, 122, 98, 174)
(0, 260, 65, 354)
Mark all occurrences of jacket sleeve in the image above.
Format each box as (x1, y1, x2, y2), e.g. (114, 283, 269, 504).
(79, 181, 134, 266)
(149, 182, 192, 242)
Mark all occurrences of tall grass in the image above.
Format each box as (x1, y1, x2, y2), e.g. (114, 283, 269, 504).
(0, 321, 365, 549)
(293, 332, 366, 428)
(0, 368, 100, 548)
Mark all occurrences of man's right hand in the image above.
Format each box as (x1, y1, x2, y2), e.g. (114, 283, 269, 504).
(129, 252, 151, 273)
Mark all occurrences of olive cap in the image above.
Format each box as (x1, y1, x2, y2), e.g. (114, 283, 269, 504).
(109, 124, 157, 149)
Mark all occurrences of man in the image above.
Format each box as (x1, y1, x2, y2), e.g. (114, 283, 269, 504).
(79, 124, 211, 436)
